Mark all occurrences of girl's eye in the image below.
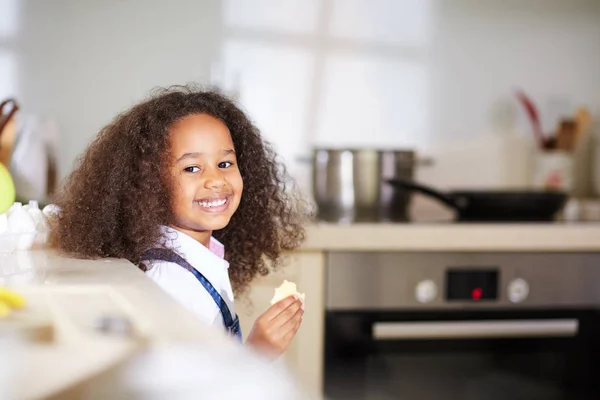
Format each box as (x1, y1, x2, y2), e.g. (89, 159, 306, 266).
(184, 166, 200, 173)
(218, 161, 233, 168)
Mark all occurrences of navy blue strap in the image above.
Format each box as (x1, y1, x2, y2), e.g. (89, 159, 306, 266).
(143, 248, 241, 341)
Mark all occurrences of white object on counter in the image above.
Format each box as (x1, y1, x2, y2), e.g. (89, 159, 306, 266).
(7, 203, 36, 234)
(34, 218, 49, 246)
(42, 203, 60, 219)
(0, 201, 55, 252)
(1, 202, 38, 252)
(8, 202, 23, 216)
(0, 213, 7, 234)
(25, 200, 49, 246)
(15, 233, 36, 251)
(24, 200, 43, 228)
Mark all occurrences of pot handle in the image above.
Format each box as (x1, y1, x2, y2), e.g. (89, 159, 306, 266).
(385, 178, 461, 211)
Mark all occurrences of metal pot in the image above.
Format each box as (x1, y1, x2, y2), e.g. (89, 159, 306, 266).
(302, 148, 431, 223)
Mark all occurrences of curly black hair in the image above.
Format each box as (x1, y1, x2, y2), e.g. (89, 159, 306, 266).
(52, 84, 308, 295)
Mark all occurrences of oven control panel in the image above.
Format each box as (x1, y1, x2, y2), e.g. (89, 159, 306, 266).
(446, 269, 498, 301)
(415, 280, 437, 303)
(507, 278, 530, 303)
(415, 275, 530, 304)
(326, 252, 600, 310)
(416, 270, 531, 304)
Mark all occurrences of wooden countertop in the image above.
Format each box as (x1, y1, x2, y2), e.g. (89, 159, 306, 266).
(300, 222, 600, 252)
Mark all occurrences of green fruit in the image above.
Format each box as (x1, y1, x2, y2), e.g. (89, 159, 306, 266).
(0, 163, 16, 214)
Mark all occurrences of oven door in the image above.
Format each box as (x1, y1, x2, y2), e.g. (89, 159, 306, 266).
(324, 310, 600, 400)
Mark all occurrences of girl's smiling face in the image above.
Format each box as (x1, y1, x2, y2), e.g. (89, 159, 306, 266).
(168, 113, 243, 245)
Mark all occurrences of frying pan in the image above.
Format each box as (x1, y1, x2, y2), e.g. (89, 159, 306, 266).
(386, 178, 568, 222)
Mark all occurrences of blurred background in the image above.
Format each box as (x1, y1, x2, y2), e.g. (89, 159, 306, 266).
(2, 0, 600, 223)
(4, 2, 600, 399)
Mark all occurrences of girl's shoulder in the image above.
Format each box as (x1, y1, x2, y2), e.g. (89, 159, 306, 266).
(145, 258, 191, 285)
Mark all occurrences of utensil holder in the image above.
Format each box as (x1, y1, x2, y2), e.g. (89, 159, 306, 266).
(531, 150, 574, 192)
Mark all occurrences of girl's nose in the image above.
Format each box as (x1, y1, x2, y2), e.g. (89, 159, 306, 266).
(203, 168, 226, 189)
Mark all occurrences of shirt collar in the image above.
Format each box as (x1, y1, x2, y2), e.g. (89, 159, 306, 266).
(160, 226, 227, 268)
(208, 236, 225, 259)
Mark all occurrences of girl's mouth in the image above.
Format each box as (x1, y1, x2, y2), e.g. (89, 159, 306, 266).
(193, 195, 231, 213)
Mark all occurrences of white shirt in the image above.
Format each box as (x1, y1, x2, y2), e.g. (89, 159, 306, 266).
(145, 226, 236, 330)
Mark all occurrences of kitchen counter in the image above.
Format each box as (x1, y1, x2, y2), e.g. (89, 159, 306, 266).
(0, 249, 249, 399)
(6, 223, 600, 399)
(237, 222, 600, 398)
(300, 222, 600, 252)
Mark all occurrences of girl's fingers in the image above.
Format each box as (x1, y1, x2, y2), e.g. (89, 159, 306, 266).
(262, 295, 298, 321)
(276, 304, 304, 339)
(270, 297, 303, 328)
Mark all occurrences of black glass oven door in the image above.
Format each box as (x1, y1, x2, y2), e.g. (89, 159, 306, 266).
(324, 310, 600, 400)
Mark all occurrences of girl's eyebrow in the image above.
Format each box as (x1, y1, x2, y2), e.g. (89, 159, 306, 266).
(176, 149, 236, 162)
(176, 152, 201, 162)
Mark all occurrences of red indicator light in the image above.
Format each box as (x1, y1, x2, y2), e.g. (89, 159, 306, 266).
(472, 288, 483, 300)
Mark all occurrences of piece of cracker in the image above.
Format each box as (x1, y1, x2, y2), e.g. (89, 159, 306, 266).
(270, 280, 305, 305)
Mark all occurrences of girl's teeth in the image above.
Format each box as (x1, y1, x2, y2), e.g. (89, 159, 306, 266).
(199, 198, 227, 208)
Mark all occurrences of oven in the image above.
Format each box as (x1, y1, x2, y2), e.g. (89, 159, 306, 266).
(324, 252, 600, 400)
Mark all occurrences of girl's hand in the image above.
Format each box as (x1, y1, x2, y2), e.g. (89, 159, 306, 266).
(245, 294, 304, 360)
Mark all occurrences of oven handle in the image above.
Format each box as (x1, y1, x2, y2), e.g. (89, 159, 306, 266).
(372, 319, 579, 340)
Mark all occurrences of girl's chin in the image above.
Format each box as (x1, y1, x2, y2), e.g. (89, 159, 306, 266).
(197, 215, 233, 231)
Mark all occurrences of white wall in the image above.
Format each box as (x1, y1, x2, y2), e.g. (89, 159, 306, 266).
(6, 0, 600, 198)
(221, 0, 600, 193)
(0, 0, 19, 103)
(12, 0, 223, 180)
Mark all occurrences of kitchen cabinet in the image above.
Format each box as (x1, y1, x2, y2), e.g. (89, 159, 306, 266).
(237, 251, 326, 399)
(238, 222, 600, 399)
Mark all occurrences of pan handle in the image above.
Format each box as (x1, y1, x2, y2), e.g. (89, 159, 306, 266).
(385, 178, 462, 211)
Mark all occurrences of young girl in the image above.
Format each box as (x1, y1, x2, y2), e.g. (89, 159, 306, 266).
(52, 85, 308, 359)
